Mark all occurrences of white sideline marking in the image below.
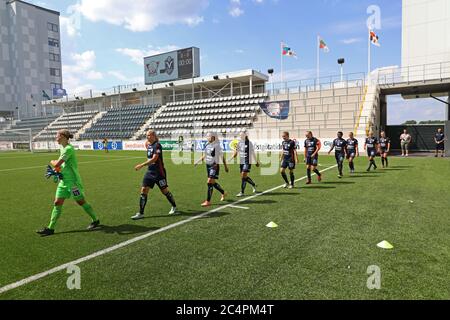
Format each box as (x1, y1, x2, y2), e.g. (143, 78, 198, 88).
(229, 205, 249, 210)
(0, 157, 142, 173)
(0, 164, 337, 295)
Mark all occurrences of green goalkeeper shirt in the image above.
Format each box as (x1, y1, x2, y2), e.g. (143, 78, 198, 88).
(58, 144, 82, 184)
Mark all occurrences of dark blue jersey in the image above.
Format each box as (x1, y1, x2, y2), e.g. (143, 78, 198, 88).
(365, 137, 378, 149)
(435, 133, 445, 143)
(204, 142, 222, 165)
(332, 138, 347, 155)
(282, 139, 296, 161)
(238, 139, 253, 165)
(346, 138, 358, 151)
(147, 141, 165, 176)
(379, 137, 390, 149)
(304, 137, 320, 156)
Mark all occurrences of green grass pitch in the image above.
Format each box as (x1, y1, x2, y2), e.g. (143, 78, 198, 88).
(0, 150, 450, 299)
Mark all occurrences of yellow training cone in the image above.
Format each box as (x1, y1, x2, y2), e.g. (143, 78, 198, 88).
(377, 240, 394, 249)
(266, 222, 278, 228)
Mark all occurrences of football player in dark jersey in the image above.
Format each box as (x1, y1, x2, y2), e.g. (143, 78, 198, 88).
(195, 132, 229, 207)
(346, 132, 359, 173)
(328, 131, 347, 178)
(280, 131, 298, 189)
(228, 131, 260, 197)
(378, 131, 391, 168)
(132, 130, 177, 220)
(364, 131, 378, 172)
(304, 131, 322, 184)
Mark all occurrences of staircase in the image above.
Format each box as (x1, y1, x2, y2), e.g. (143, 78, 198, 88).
(131, 105, 166, 140)
(75, 111, 106, 140)
(354, 79, 381, 138)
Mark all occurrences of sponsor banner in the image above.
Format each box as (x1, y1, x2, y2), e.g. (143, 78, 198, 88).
(71, 141, 93, 150)
(0, 142, 13, 150)
(251, 138, 367, 153)
(32, 141, 59, 150)
(93, 141, 123, 151)
(123, 140, 146, 151)
(259, 101, 290, 120)
(194, 140, 234, 152)
(123, 140, 180, 151)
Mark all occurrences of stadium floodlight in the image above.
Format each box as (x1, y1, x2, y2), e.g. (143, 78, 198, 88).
(75, 96, 80, 100)
(337, 58, 345, 82)
(169, 82, 174, 87)
(268, 69, 274, 75)
(132, 88, 137, 92)
(213, 75, 219, 80)
(102, 92, 106, 96)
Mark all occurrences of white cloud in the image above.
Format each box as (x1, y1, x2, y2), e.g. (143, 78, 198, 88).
(63, 51, 103, 95)
(234, 49, 244, 54)
(108, 71, 143, 84)
(229, 0, 244, 17)
(75, 0, 208, 32)
(271, 68, 317, 83)
(116, 45, 180, 65)
(229, 7, 244, 17)
(341, 38, 362, 44)
(387, 95, 446, 125)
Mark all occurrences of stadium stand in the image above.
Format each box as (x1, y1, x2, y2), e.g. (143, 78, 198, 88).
(34, 110, 99, 141)
(79, 104, 160, 140)
(147, 93, 266, 138)
(0, 115, 59, 142)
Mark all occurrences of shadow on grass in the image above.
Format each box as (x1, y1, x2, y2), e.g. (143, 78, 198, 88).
(302, 185, 336, 189)
(57, 224, 159, 236)
(239, 199, 278, 205)
(321, 181, 355, 185)
(264, 192, 299, 196)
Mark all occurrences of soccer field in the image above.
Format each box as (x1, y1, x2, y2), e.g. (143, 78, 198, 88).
(0, 150, 450, 299)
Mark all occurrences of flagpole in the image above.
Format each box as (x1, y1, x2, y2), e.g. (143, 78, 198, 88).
(368, 28, 371, 83)
(280, 41, 284, 83)
(317, 35, 320, 85)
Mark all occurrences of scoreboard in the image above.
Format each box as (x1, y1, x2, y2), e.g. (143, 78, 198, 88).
(144, 47, 200, 85)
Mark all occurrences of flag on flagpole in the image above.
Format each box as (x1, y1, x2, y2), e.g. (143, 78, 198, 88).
(281, 42, 297, 58)
(319, 38, 330, 52)
(42, 90, 51, 100)
(370, 30, 380, 47)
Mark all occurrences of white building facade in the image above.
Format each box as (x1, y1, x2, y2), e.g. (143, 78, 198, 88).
(0, 0, 62, 119)
(402, 0, 450, 67)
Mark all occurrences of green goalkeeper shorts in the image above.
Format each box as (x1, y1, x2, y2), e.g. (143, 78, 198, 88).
(55, 179, 85, 201)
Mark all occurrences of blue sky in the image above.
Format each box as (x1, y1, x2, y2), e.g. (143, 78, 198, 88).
(29, 0, 446, 124)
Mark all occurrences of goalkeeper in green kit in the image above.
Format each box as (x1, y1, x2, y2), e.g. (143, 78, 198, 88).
(37, 129, 100, 236)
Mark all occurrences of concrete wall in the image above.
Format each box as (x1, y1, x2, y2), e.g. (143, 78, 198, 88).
(254, 86, 366, 139)
(402, 0, 450, 67)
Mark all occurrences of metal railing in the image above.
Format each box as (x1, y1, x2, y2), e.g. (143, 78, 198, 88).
(376, 61, 450, 86)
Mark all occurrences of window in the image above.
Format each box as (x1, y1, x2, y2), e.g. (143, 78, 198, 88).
(48, 38, 59, 47)
(50, 68, 61, 77)
(49, 53, 60, 62)
(51, 83, 62, 90)
(47, 22, 59, 32)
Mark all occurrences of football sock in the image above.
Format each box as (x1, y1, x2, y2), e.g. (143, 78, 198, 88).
(246, 177, 256, 187)
(281, 172, 289, 184)
(207, 183, 214, 201)
(213, 183, 225, 195)
(81, 203, 98, 222)
(313, 169, 321, 177)
(165, 192, 176, 207)
(139, 193, 147, 215)
(290, 172, 295, 185)
(48, 205, 62, 230)
(241, 178, 247, 193)
(306, 169, 312, 180)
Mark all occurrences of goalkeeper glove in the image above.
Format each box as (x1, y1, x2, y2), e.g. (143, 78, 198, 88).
(45, 165, 63, 182)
